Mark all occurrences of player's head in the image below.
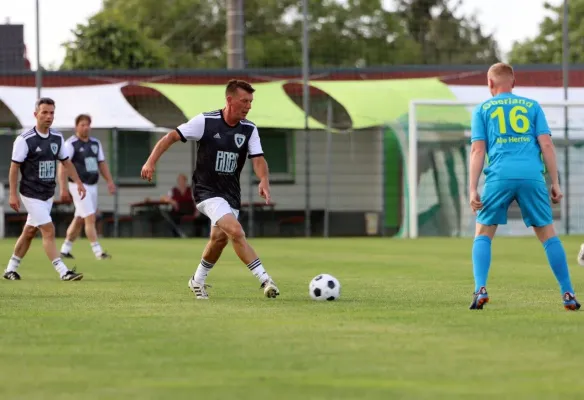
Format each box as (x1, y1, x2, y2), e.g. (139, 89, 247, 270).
(225, 79, 255, 121)
(75, 114, 92, 139)
(487, 62, 515, 96)
(34, 97, 55, 129)
(177, 173, 188, 188)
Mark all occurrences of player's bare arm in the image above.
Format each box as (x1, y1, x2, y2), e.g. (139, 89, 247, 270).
(141, 130, 182, 182)
(98, 161, 116, 194)
(469, 140, 486, 213)
(8, 162, 20, 212)
(61, 159, 86, 200)
(537, 134, 562, 203)
(57, 163, 71, 202)
(252, 156, 271, 204)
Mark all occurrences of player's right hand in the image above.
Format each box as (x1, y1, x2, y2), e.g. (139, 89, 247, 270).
(9, 194, 19, 212)
(551, 184, 563, 204)
(60, 190, 72, 203)
(469, 191, 483, 214)
(77, 183, 87, 200)
(141, 162, 155, 182)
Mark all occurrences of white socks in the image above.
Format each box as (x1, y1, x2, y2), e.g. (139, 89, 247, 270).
(192, 258, 270, 285)
(61, 240, 103, 258)
(52, 258, 69, 277)
(247, 258, 269, 284)
(6, 255, 68, 277)
(91, 242, 103, 257)
(60, 240, 73, 254)
(5, 254, 21, 273)
(193, 259, 214, 284)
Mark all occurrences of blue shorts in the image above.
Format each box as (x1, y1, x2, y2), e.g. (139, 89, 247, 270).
(477, 179, 553, 227)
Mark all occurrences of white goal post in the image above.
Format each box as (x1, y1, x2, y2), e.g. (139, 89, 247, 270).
(407, 99, 584, 239)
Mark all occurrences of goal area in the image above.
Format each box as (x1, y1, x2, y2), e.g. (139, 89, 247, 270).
(404, 99, 584, 239)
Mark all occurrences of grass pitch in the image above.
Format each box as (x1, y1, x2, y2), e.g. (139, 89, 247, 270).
(1, 236, 584, 399)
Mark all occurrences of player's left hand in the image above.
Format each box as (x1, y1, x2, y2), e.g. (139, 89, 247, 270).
(107, 181, 117, 195)
(258, 178, 271, 204)
(551, 184, 563, 204)
(470, 191, 483, 214)
(77, 183, 87, 200)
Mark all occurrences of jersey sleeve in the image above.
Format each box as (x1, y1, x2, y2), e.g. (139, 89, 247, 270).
(11, 135, 28, 163)
(58, 136, 69, 161)
(247, 126, 264, 159)
(176, 113, 205, 143)
(63, 139, 74, 160)
(470, 105, 487, 142)
(534, 104, 551, 136)
(96, 140, 106, 162)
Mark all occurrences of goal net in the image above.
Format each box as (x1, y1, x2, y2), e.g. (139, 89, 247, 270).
(403, 99, 584, 239)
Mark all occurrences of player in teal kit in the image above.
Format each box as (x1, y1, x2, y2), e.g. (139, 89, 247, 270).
(468, 62, 579, 311)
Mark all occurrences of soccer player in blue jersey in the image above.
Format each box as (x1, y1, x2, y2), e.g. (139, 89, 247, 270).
(469, 62, 580, 311)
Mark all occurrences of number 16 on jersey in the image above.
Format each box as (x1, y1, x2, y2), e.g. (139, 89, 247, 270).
(490, 105, 530, 134)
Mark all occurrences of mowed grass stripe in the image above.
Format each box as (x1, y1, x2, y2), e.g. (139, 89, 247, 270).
(1, 237, 584, 399)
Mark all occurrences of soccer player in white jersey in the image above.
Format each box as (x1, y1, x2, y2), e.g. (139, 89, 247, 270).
(141, 79, 280, 300)
(59, 114, 116, 260)
(4, 98, 85, 281)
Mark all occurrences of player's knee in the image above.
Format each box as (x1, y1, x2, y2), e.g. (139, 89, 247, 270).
(84, 214, 96, 224)
(475, 223, 497, 239)
(22, 225, 37, 240)
(210, 232, 229, 248)
(38, 223, 55, 238)
(534, 224, 556, 243)
(223, 223, 245, 242)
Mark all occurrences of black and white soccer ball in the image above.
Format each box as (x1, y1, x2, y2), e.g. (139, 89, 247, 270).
(309, 274, 341, 301)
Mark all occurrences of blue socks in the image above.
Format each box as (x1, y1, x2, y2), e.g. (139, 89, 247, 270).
(543, 236, 574, 295)
(472, 236, 492, 292)
(472, 235, 575, 296)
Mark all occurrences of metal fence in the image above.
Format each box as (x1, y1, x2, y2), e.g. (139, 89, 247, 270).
(0, 0, 578, 238)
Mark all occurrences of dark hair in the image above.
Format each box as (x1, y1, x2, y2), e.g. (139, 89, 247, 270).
(225, 79, 255, 95)
(35, 97, 55, 110)
(75, 114, 92, 126)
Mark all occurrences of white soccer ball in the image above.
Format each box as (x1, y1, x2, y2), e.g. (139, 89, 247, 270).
(309, 274, 341, 301)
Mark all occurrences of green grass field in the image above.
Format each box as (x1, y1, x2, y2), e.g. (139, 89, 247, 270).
(1, 236, 584, 400)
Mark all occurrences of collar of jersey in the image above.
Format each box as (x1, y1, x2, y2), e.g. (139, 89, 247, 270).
(493, 92, 513, 98)
(220, 109, 240, 128)
(34, 127, 50, 139)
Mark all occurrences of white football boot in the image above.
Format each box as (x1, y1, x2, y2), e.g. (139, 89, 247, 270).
(188, 277, 211, 299)
(261, 278, 280, 298)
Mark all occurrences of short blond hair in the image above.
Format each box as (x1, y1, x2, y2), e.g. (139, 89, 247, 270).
(488, 62, 514, 83)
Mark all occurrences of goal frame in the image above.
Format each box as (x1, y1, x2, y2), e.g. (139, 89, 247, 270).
(406, 99, 584, 239)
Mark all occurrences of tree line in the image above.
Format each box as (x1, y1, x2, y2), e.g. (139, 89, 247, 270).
(59, 0, 576, 70)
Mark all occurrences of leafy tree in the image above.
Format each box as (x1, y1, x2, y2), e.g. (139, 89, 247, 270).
(64, 0, 500, 69)
(396, 0, 500, 64)
(102, 0, 228, 68)
(61, 13, 168, 70)
(508, 1, 582, 64)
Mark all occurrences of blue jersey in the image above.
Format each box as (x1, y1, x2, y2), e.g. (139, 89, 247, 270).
(471, 92, 551, 182)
